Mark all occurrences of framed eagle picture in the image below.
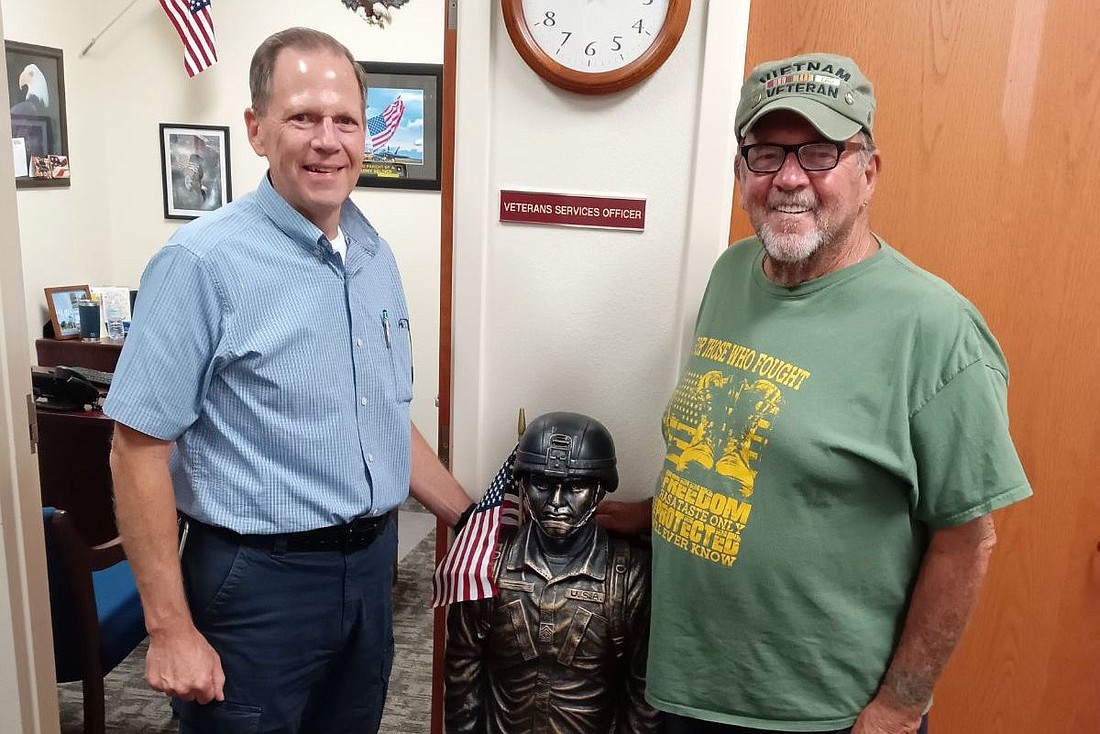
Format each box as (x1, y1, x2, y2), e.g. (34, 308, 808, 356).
(5, 40, 69, 188)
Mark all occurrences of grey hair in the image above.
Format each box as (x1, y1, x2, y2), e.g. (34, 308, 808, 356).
(249, 27, 367, 115)
(855, 130, 876, 169)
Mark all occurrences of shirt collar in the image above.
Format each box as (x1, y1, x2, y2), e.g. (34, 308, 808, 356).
(508, 522, 608, 583)
(253, 173, 382, 268)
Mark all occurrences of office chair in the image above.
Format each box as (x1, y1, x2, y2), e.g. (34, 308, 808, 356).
(42, 507, 146, 734)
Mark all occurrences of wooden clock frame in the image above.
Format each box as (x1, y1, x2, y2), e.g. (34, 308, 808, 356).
(500, 0, 691, 95)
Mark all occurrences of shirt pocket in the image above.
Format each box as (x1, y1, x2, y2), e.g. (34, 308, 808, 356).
(558, 605, 610, 667)
(388, 315, 414, 404)
(488, 598, 538, 667)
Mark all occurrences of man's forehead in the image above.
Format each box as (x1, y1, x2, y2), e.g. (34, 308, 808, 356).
(273, 47, 352, 78)
(743, 110, 825, 143)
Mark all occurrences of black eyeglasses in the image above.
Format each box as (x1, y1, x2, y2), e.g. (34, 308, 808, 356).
(740, 141, 864, 173)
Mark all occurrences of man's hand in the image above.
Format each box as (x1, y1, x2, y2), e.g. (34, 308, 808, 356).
(851, 695, 923, 734)
(853, 514, 997, 734)
(596, 498, 653, 535)
(144, 624, 226, 704)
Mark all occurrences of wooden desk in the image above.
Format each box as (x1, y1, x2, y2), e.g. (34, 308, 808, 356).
(36, 338, 123, 372)
(36, 408, 117, 547)
(35, 339, 121, 546)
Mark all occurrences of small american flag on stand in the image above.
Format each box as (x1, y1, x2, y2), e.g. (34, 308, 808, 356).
(159, 0, 218, 78)
(367, 97, 405, 149)
(431, 449, 522, 607)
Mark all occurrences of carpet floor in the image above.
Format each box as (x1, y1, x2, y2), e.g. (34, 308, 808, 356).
(58, 527, 439, 733)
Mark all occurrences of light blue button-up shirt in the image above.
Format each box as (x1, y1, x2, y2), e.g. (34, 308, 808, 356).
(104, 175, 413, 533)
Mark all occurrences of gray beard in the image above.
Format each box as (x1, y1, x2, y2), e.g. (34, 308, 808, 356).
(758, 222, 826, 263)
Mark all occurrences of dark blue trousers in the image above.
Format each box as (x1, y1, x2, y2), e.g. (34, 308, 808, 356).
(663, 712, 930, 734)
(173, 518, 397, 734)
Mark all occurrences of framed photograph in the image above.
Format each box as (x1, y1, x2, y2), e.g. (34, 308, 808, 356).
(356, 62, 442, 191)
(6, 41, 69, 189)
(159, 123, 232, 220)
(44, 284, 90, 340)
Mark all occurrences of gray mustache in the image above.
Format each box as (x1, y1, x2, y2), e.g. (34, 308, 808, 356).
(767, 192, 818, 209)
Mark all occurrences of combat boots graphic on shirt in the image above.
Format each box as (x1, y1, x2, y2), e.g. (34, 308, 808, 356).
(656, 338, 810, 569)
(665, 370, 783, 498)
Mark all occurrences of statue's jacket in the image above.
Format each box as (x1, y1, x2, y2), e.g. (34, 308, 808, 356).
(444, 522, 659, 734)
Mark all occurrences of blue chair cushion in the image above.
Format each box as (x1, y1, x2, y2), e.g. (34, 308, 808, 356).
(94, 560, 147, 671)
(42, 508, 147, 682)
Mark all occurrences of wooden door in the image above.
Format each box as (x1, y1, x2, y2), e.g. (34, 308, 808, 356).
(731, 2, 1100, 732)
(431, 4, 459, 733)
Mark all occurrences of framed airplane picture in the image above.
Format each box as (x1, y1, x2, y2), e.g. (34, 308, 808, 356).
(355, 62, 442, 191)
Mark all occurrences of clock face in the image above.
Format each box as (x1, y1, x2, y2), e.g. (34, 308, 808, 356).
(519, 0, 671, 75)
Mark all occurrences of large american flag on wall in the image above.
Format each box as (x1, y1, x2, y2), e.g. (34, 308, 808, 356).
(159, 0, 218, 77)
(430, 449, 522, 607)
(367, 97, 405, 149)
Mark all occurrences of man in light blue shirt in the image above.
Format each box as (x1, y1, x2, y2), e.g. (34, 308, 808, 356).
(105, 27, 472, 733)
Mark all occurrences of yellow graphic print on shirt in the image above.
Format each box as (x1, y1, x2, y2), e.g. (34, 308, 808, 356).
(654, 336, 811, 568)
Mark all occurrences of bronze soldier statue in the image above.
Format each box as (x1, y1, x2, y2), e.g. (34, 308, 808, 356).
(445, 411, 659, 734)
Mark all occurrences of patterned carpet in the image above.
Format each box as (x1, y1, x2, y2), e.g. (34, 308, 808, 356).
(58, 527, 439, 733)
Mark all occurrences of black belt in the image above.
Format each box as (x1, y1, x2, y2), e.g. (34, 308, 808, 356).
(187, 513, 391, 553)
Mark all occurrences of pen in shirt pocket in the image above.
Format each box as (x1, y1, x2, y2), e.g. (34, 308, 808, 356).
(381, 309, 391, 348)
(399, 317, 413, 383)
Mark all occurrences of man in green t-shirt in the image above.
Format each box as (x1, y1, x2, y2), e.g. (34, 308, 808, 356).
(599, 53, 1030, 734)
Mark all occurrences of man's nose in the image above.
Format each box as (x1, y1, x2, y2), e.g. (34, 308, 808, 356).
(312, 117, 340, 150)
(548, 483, 568, 507)
(772, 150, 810, 189)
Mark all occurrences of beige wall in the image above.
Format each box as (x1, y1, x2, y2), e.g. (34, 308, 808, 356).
(3, 0, 445, 444)
(449, 1, 750, 498)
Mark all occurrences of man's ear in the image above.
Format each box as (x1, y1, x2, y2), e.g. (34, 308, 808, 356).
(244, 107, 265, 156)
(862, 148, 881, 199)
(733, 155, 749, 210)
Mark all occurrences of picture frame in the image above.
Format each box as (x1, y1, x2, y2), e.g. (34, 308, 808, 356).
(159, 123, 232, 220)
(44, 284, 90, 340)
(356, 62, 442, 191)
(6, 40, 69, 189)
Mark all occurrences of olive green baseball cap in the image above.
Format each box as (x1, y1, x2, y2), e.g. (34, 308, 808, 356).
(735, 53, 876, 142)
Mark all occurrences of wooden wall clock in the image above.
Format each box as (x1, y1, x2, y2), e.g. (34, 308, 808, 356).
(501, 0, 691, 95)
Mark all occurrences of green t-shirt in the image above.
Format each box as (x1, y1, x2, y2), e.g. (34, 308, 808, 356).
(646, 238, 1031, 731)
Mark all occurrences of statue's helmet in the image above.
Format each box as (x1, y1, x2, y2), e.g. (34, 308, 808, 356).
(514, 411, 618, 492)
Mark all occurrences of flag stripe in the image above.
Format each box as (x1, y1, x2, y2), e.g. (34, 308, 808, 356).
(431, 449, 521, 607)
(368, 98, 405, 148)
(159, 0, 218, 78)
(192, 8, 217, 63)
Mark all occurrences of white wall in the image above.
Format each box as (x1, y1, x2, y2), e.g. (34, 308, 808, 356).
(4, 0, 444, 444)
(450, 2, 750, 499)
(5, 0, 116, 359)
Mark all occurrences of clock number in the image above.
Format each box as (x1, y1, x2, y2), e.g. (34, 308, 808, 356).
(542, 11, 556, 26)
(585, 42, 597, 56)
(632, 19, 644, 33)
(642, 0, 654, 4)
(611, 35, 623, 52)
(557, 31, 572, 51)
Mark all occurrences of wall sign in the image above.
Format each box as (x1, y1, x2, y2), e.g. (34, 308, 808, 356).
(499, 190, 646, 231)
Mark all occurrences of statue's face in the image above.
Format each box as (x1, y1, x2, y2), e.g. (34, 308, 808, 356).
(523, 475, 601, 540)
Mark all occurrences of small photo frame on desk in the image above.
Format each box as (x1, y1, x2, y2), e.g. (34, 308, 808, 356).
(44, 284, 90, 340)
